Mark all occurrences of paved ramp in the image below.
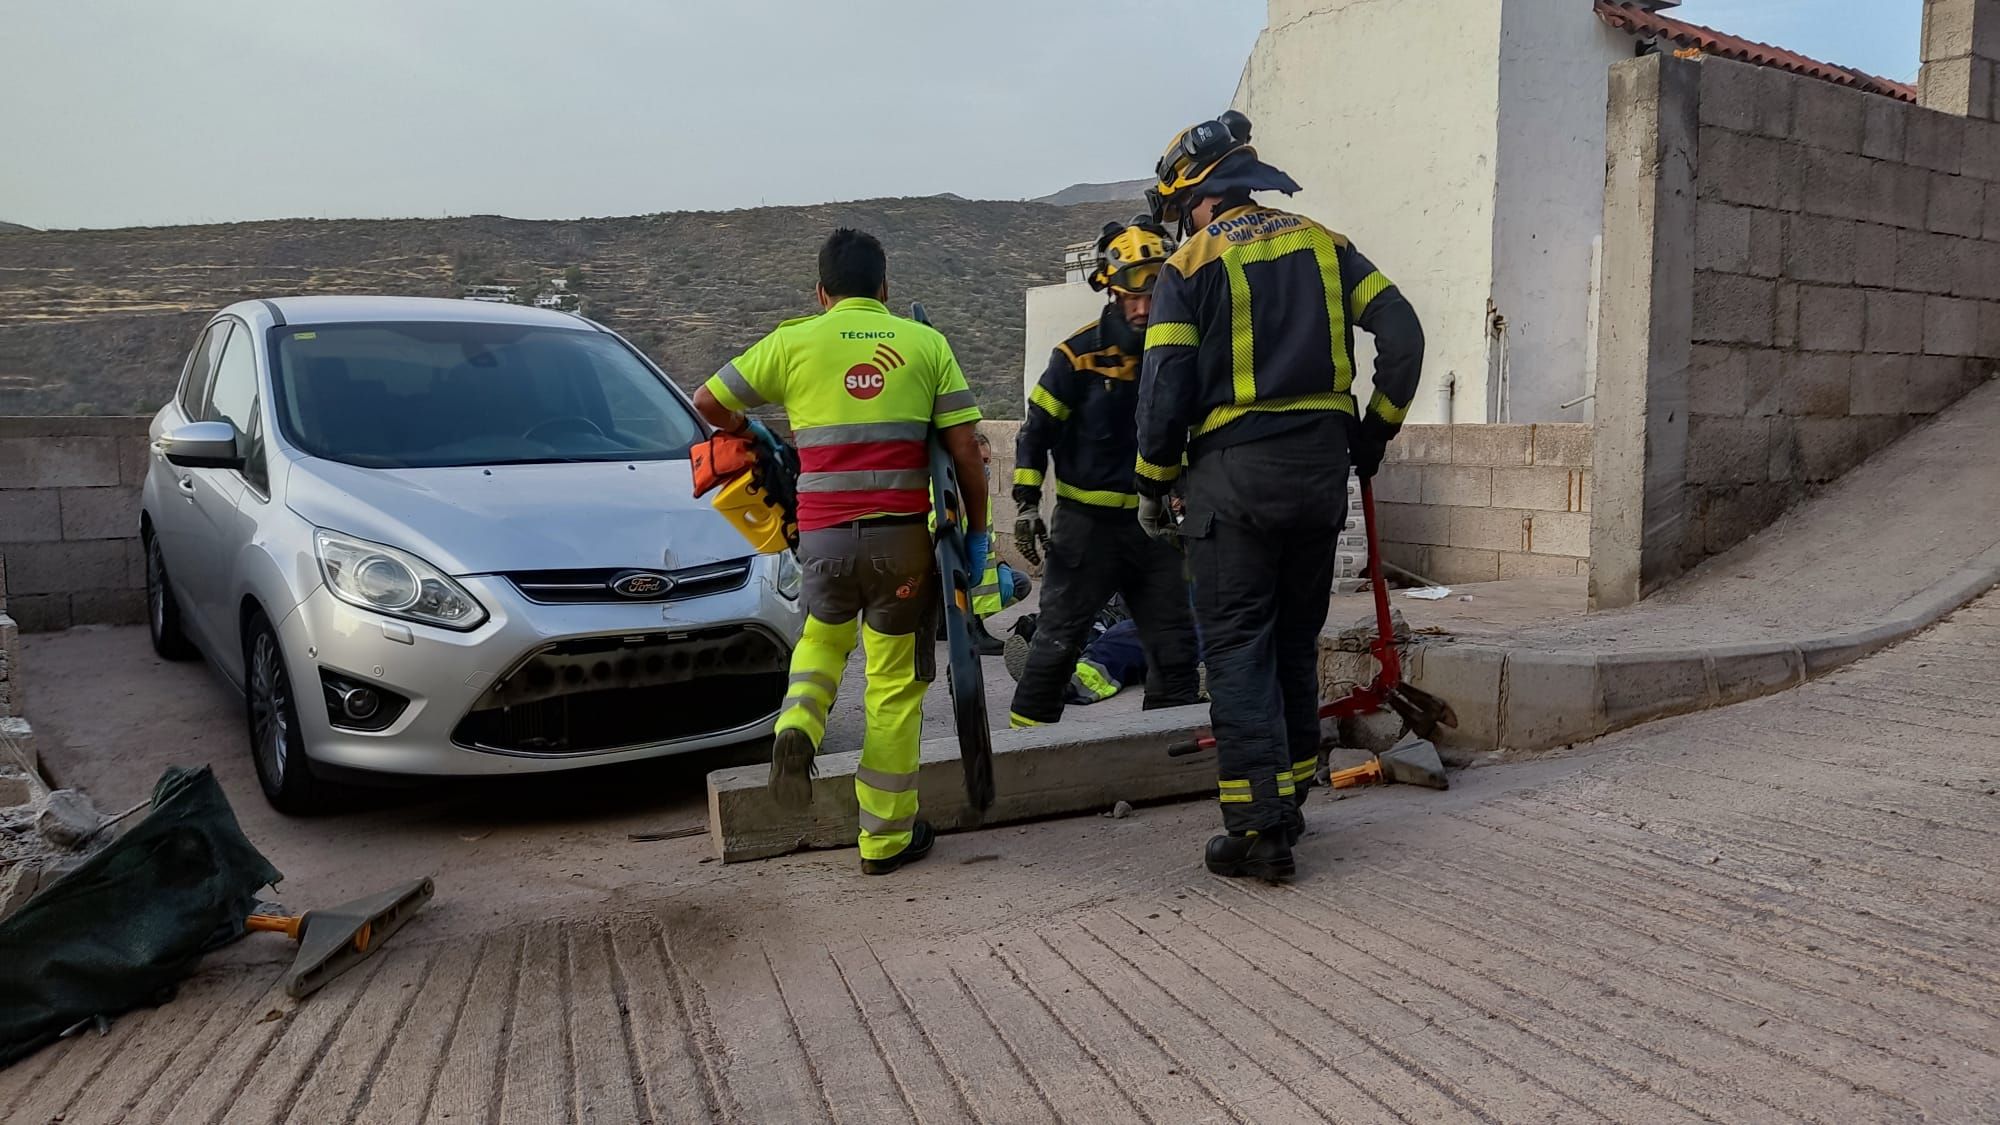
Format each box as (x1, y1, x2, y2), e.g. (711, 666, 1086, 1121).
(8, 595, 1999, 1122)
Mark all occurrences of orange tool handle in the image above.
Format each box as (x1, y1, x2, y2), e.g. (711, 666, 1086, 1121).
(246, 914, 304, 942)
(1328, 759, 1385, 790)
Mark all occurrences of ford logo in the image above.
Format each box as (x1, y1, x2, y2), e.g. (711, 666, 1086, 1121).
(610, 571, 674, 599)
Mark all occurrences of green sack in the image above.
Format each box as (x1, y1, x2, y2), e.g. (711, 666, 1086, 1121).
(0, 765, 281, 1068)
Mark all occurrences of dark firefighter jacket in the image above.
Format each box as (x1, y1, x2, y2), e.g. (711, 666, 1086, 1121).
(1013, 304, 1148, 512)
(1132, 203, 1424, 496)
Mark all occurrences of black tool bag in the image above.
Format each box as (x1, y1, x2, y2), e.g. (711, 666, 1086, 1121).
(0, 765, 281, 1068)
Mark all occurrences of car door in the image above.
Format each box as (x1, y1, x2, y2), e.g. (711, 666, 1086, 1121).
(180, 318, 264, 659)
(151, 320, 231, 631)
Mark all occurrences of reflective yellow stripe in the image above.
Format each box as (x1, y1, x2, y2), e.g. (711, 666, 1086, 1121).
(1215, 228, 1355, 407)
(1218, 778, 1251, 788)
(1291, 758, 1319, 781)
(1194, 391, 1356, 438)
(1223, 254, 1256, 404)
(1368, 389, 1408, 425)
(1009, 712, 1043, 728)
(1218, 793, 1254, 804)
(1135, 455, 1181, 482)
(1145, 321, 1200, 348)
(1055, 481, 1139, 509)
(1277, 782, 1297, 797)
(1349, 270, 1391, 322)
(1028, 384, 1071, 421)
(1013, 467, 1044, 487)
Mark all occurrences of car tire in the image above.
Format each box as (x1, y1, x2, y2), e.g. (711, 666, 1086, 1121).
(144, 531, 198, 662)
(243, 610, 331, 815)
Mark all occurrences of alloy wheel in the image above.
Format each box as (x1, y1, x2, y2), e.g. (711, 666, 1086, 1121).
(249, 631, 292, 786)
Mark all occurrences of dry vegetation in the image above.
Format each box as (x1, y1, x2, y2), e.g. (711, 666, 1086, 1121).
(0, 197, 1129, 418)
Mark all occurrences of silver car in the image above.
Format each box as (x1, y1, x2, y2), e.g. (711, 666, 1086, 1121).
(142, 296, 804, 813)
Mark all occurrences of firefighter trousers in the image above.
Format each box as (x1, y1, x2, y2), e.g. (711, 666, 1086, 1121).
(1180, 418, 1350, 837)
(1009, 502, 1201, 726)
(775, 519, 936, 861)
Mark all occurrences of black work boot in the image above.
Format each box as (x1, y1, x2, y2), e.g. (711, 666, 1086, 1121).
(969, 615, 1005, 656)
(861, 819, 936, 875)
(1205, 831, 1296, 883)
(768, 728, 816, 812)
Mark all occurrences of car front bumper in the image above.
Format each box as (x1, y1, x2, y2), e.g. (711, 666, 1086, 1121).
(274, 559, 803, 776)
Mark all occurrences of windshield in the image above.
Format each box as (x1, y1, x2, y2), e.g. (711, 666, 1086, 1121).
(267, 320, 703, 468)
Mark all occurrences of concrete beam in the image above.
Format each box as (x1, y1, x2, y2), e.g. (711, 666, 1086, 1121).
(708, 706, 1211, 863)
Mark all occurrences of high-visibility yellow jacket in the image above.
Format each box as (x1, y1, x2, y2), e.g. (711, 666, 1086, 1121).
(1134, 204, 1424, 494)
(705, 297, 983, 530)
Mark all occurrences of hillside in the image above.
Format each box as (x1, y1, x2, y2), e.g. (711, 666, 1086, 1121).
(0, 198, 1127, 418)
(1030, 179, 1152, 208)
(0, 222, 34, 234)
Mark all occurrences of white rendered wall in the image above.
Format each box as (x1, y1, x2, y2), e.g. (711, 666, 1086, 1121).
(1490, 0, 1635, 422)
(1232, 0, 1506, 424)
(1020, 281, 1110, 409)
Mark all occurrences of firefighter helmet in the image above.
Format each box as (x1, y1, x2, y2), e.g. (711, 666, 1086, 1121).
(1147, 110, 1254, 227)
(1089, 218, 1176, 295)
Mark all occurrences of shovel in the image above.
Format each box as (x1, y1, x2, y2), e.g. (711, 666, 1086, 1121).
(246, 878, 434, 999)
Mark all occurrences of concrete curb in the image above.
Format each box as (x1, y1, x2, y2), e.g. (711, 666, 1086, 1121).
(1410, 541, 2000, 755)
(708, 706, 1210, 862)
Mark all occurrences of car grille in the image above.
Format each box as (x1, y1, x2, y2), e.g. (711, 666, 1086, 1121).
(451, 625, 789, 755)
(504, 559, 754, 605)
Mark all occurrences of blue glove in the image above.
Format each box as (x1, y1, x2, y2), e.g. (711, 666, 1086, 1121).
(965, 531, 991, 585)
(743, 418, 782, 454)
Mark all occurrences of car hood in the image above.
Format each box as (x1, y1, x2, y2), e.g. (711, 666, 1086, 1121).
(285, 458, 752, 574)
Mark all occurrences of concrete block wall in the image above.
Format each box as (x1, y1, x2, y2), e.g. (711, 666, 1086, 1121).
(1373, 423, 1591, 584)
(1594, 53, 2000, 608)
(0, 417, 152, 632)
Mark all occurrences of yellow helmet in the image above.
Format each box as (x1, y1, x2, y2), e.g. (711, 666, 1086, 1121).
(1089, 218, 1176, 295)
(1147, 110, 1254, 227)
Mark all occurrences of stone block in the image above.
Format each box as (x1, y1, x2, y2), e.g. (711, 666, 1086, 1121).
(1931, 173, 1988, 237)
(1698, 57, 1795, 138)
(1686, 416, 1769, 485)
(1497, 553, 1583, 579)
(1794, 82, 1866, 154)
(1922, 0, 1992, 59)
(1598, 650, 1715, 729)
(1696, 201, 1752, 272)
(1963, 117, 2000, 182)
(1873, 161, 1934, 230)
(1896, 228, 1960, 294)
(1796, 286, 1865, 352)
(1988, 182, 2000, 241)
(1961, 239, 2000, 300)
(1702, 483, 1798, 554)
(1499, 651, 1603, 750)
(71, 588, 145, 626)
(0, 540, 126, 596)
(0, 768, 32, 808)
(1421, 465, 1492, 507)
(1388, 425, 1452, 465)
(1783, 215, 1857, 283)
(1855, 223, 1900, 288)
(1688, 345, 1749, 415)
(1708, 642, 1806, 705)
(1406, 643, 1506, 751)
(1447, 506, 1530, 553)
(1909, 355, 1983, 412)
(0, 437, 121, 490)
(1772, 282, 1801, 349)
(1802, 148, 1875, 222)
(1850, 354, 1915, 414)
(1448, 425, 1532, 467)
(1692, 271, 1776, 344)
(1525, 511, 1591, 557)
(1864, 288, 1927, 352)
(1491, 467, 1584, 513)
(1750, 353, 1851, 417)
(118, 436, 152, 487)
(9, 595, 69, 633)
(1370, 464, 1422, 504)
(1747, 209, 1786, 278)
(1698, 128, 1806, 210)
(1907, 109, 1966, 174)
(1528, 423, 1591, 467)
(57, 487, 141, 541)
(1926, 294, 1984, 355)
(1862, 95, 1908, 161)
(1426, 546, 1502, 584)
(0, 492, 61, 544)
(1766, 417, 1800, 481)
(1795, 417, 1868, 480)
(1377, 502, 1450, 547)
(1982, 301, 2000, 356)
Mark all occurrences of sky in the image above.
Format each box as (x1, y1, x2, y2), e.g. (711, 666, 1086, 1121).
(0, 0, 1925, 231)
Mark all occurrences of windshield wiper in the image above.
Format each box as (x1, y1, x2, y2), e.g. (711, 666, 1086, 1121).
(457, 456, 605, 466)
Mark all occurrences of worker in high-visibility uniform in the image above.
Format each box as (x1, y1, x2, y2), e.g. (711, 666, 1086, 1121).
(932, 429, 1009, 654)
(694, 228, 989, 875)
(1008, 218, 1202, 729)
(1135, 112, 1424, 882)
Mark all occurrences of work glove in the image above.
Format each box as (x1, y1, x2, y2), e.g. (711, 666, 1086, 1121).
(1350, 415, 1396, 481)
(742, 418, 783, 456)
(1013, 505, 1049, 566)
(1137, 494, 1177, 544)
(965, 531, 992, 585)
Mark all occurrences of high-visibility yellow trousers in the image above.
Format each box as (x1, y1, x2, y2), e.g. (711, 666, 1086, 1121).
(972, 560, 1002, 618)
(774, 613, 856, 748)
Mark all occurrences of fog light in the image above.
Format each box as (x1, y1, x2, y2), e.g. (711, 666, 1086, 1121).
(340, 685, 381, 721)
(320, 669, 408, 732)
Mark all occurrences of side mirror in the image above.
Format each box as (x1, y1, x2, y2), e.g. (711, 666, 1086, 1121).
(161, 421, 244, 470)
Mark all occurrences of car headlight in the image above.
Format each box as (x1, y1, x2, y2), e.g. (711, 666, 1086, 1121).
(774, 549, 802, 600)
(314, 530, 488, 631)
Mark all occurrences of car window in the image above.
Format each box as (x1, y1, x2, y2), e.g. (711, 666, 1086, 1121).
(177, 323, 230, 420)
(204, 322, 269, 491)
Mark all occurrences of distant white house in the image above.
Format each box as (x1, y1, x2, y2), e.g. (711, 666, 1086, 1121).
(461, 284, 516, 304)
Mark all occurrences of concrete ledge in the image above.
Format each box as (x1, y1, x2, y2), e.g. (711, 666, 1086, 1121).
(1411, 540, 2000, 754)
(708, 706, 1210, 862)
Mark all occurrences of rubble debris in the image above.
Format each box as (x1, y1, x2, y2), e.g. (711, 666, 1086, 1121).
(1334, 608, 1411, 653)
(35, 790, 104, 849)
(1101, 800, 1135, 819)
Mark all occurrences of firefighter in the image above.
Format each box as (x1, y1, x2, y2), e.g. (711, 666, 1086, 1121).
(1008, 218, 1202, 729)
(1135, 112, 1424, 882)
(693, 228, 989, 875)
